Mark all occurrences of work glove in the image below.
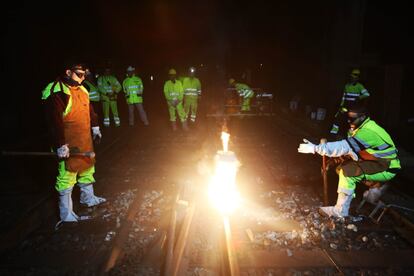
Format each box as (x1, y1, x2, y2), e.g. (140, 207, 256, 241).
(171, 99, 179, 107)
(57, 144, 70, 158)
(298, 139, 316, 154)
(92, 126, 102, 140)
(92, 126, 102, 145)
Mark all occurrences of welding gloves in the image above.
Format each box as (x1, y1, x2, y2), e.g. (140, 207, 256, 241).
(57, 144, 70, 158)
(298, 139, 316, 154)
(92, 126, 102, 140)
(298, 139, 358, 161)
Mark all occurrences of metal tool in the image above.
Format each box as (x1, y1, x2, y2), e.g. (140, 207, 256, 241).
(2, 147, 95, 158)
(320, 138, 329, 205)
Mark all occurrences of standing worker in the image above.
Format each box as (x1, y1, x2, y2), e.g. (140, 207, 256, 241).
(330, 68, 370, 137)
(182, 66, 202, 124)
(228, 78, 255, 113)
(298, 105, 400, 218)
(163, 68, 188, 131)
(41, 61, 106, 229)
(122, 65, 149, 127)
(97, 66, 122, 127)
(83, 68, 101, 122)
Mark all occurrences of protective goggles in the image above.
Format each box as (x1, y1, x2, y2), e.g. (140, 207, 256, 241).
(73, 70, 86, 78)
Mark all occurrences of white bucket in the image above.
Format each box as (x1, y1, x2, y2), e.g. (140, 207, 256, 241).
(316, 108, 326, 121)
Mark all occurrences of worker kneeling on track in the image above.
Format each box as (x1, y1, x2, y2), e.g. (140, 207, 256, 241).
(42, 61, 107, 230)
(297, 104, 401, 218)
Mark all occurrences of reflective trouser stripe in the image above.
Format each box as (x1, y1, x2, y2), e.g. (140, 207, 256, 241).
(337, 168, 396, 196)
(102, 100, 119, 125)
(56, 161, 95, 192)
(184, 96, 198, 121)
(168, 102, 186, 122)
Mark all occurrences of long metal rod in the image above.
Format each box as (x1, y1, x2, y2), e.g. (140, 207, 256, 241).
(2, 151, 95, 158)
(320, 138, 329, 205)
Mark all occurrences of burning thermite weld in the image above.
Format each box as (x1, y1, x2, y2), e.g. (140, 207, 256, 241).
(208, 124, 241, 215)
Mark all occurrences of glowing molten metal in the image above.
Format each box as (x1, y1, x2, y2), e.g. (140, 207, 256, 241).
(208, 132, 241, 214)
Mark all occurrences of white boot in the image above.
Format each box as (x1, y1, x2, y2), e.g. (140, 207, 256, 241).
(79, 183, 107, 207)
(57, 187, 79, 222)
(319, 193, 353, 218)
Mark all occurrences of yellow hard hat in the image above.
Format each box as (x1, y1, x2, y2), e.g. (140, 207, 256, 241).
(350, 68, 360, 77)
(168, 68, 177, 75)
(228, 78, 236, 85)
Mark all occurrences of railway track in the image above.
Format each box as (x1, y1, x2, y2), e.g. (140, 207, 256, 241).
(1, 115, 413, 275)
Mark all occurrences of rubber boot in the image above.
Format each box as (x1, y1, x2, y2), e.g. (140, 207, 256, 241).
(171, 121, 177, 131)
(79, 183, 107, 207)
(55, 187, 79, 230)
(182, 120, 189, 131)
(319, 192, 353, 218)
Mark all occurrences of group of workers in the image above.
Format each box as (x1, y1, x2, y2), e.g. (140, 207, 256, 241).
(41, 61, 401, 230)
(163, 67, 202, 131)
(82, 65, 149, 128)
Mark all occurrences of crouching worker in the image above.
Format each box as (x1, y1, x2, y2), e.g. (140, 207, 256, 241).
(41, 61, 107, 229)
(297, 104, 401, 218)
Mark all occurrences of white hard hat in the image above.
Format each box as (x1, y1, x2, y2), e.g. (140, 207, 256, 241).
(127, 66, 135, 72)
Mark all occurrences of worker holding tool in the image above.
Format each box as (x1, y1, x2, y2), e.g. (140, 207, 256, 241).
(182, 66, 202, 124)
(41, 61, 106, 229)
(228, 78, 255, 113)
(163, 68, 188, 131)
(97, 65, 122, 127)
(122, 65, 149, 127)
(298, 104, 400, 218)
(329, 68, 370, 137)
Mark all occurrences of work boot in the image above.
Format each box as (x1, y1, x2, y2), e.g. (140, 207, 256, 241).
(363, 183, 389, 204)
(56, 187, 79, 230)
(319, 192, 353, 218)
(79, 183, 107, 207)
(182, 121, 189, 131)
(171, 121, 177, 131)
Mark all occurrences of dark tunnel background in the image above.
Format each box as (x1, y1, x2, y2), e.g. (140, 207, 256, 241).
(2, 0, 413, 152)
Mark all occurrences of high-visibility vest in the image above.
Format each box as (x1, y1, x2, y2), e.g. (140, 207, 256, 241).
(97, 75, 122, 101)
(41, 81, 88, 116)
(347, 118, 401, 170)
(182, 77, 201, 96)
(164, 80, 184, 101)
(340, 82, 369, 107)
(84, 80, 100, 102)
(235, 83, 254, 98)
(122, 75, 144, 104)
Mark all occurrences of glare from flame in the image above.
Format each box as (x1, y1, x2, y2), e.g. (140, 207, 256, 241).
(208, 141, 241, 215)
(221, 131, 230, 152)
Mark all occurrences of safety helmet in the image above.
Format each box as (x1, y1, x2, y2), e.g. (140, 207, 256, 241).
(347, 104, 368, 128)
(189, 66, 196, 73)
(350, 68, 360, 78)
(126, 65, 135, 72)
(168, 68, 177, 75)
(228, 78, 236, 85)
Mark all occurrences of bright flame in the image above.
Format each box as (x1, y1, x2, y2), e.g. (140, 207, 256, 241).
(208, 150, 241, 214)
(221, 131, 230, 152)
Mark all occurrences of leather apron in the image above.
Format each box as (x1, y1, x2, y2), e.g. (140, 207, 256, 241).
(64, 86, 95, 172)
